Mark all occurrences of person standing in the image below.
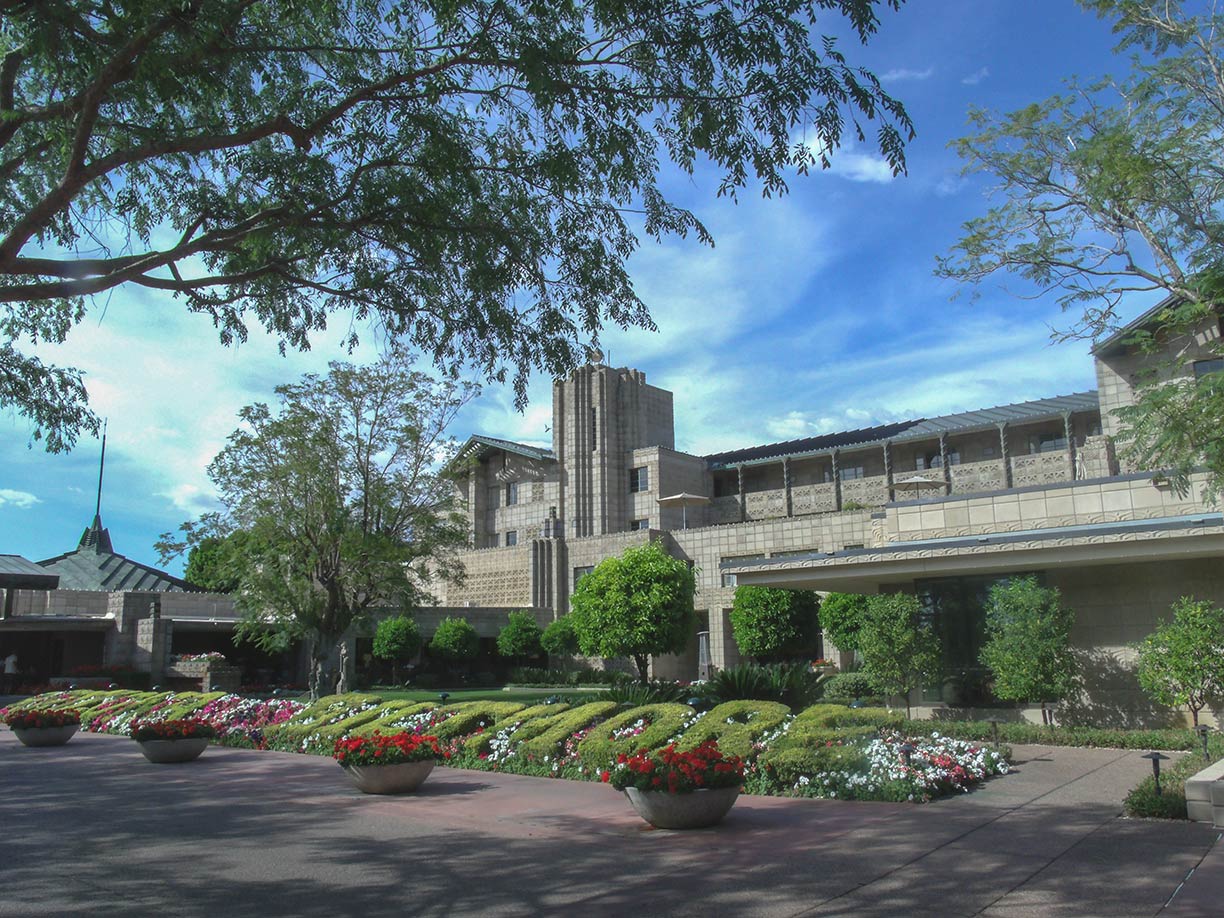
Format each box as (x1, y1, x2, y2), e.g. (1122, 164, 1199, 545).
(2, 650, 17, 694)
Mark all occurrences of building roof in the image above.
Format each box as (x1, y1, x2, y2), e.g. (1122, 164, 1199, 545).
(452, 434, 555, 469)
(0, 555, 60, 590)
(704, 391, 1100, 469)
(1091, 293, 1183, 357)
(37, 516, 201, 593)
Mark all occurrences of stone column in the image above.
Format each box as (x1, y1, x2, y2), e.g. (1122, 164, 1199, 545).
(938, 433, 952, 495)
(998, 423, 1012, 489)
(782, 458, 793, 518)
(832, 450, 843, 511)
(883, 441, 894, 503)
(1064, 412, 1078, 480)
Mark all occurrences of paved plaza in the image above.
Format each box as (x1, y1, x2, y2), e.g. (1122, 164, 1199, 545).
(2, 729, 1222, 917)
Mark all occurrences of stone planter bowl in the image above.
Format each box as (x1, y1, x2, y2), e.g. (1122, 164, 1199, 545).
(12, 724, 79, 747)
(344, 760, 435, 795)
(624, 786, 740, 830)
(137, 737, 210, 764)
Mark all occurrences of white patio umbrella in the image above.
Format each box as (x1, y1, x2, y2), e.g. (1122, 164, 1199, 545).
(656, 492, 711, 530)
(892, 475, 946, 498)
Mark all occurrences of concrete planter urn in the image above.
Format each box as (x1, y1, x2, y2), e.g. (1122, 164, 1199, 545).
(137, 737, 210, 764)
(12, 724, 80, 747)
(623, 786, 740, 830)
(343, 761, 435, 795)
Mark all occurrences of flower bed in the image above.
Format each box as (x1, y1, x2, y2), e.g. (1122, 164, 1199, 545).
(1, 690, 1010, 804)
(4, 708, 80, 730)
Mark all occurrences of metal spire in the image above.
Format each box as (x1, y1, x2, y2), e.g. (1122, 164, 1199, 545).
(95, 418, 107, 521)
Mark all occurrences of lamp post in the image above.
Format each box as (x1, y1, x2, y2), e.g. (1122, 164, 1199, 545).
(438, 691, 450, 705)
(1195, 724, 1212, 763)
(900, 742, 916, 768)
(1142, 751, 1170, 796)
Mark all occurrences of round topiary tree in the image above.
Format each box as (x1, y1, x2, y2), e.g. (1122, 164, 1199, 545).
(541, 616, 580, 657)
(980, 577, 1077, 725)
(729, 586, 821, 662)
(1135, 596, 1224, 727)
(497, 610, 543, 662)
(371, 615, 422, 683)
(568, 541, 696, 683)
(429, 616, 479, 665)
(818, 592, 870, 660)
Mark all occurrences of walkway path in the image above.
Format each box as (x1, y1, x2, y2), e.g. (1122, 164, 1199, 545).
(2, 731, 1220, 917)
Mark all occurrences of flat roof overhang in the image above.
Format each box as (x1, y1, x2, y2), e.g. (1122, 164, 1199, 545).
(0, 617, 113, 632)
(727, 515, 1224, 592)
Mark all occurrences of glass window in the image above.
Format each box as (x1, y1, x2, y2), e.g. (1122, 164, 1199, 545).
(630, 518, 650, 531)
(573, 566, 594, 588)
(839, 465, 864, 480)
(505, 530, 518, 546)
(721, 572, 738, 588)
(1030, 433, 1068, 454)
(505, 481, 519, 505)
(629, 466, 650, 492)
(1194, 358, 1224, 378)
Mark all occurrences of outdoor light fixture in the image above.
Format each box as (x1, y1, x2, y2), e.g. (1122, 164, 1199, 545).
(1196, 724, 1212, 762)
(439, 691, 450, 704)
(107, 682, 118, 689)
(988, 719, 1000, 749)
(1142, 751, 1170, 796)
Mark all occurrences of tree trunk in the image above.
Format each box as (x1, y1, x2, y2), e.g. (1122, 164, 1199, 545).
(633, 654, 650, 684)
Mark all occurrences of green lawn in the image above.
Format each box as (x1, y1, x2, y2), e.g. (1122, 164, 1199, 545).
(370, 686, 606, 704)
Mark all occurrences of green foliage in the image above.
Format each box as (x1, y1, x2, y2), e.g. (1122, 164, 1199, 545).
(1135, 597, 1224, 726)
(372, 616, 423, 675)
(348, 702, 438, 736)
(508, 665, 629, 687)
(818, 593, 870, 654)
(910, 718, 1203, 752)
(822, 672, 884, 706)
(759, 743, 870, 789)
(595, 681, 691, 706)
(497, 611, 543, 661)
(432, 701, 527, 740)
(568, 541, 697, 682)
(576, 703, 695, 768)
(699, 662, 825, 709)
(980, 578, 1077, 713)
(790, 703, 901, 733)
(430, 617, 480, 663)
(540, 617, 581, 657)
(183, 532, 254, 593)
(937, 2, 1224, 496)
(1123, 735, 1224, 819)
(1, 0, 911, 453)
(729, 586, 822, 661)
(857, 594, 940, 717)
(677, 701, 791, 759)
(160, 347, 473, 700)
(514, 702, 621, 760)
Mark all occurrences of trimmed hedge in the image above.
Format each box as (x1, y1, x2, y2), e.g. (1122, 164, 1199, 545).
(677, 700, 791, 759)
(759, 743, 870, 788)
(433, 701, 527, 741)
(576, 703, 695, 768)
(911, 719, 1206, 752)
(264, 694, 385, 744)
(467, 702, 572, 755)
(514, 701, 620, 760)
(349, 702, 438, 736)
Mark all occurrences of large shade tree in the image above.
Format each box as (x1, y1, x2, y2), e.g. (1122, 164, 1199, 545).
(159, 346, 473, 699)
(938, 0, 1224, 496)
(2, 0, 912, 452)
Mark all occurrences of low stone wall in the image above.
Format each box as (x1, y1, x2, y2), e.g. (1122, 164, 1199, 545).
(167, 661, 241, 692)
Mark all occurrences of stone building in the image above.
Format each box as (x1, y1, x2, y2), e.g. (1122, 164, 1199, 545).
(441, 304, 1224, 721)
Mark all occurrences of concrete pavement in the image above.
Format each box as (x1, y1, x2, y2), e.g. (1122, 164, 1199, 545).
(1, 730, 1220, 917)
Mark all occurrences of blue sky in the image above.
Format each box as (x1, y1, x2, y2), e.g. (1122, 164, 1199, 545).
(1, 1, 1144, 575)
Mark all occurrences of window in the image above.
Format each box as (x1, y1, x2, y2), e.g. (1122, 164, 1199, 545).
(843, 543, 864, 550)
(505, 481, 519, 505)
(487, 486, 501, 509)
(1194, 358, 1224, 378)
(629, 466, 650, 492)
(1030, 432, 1068, 454)
(981, 446, 996, 459)
(630, 518, 650, 531)
(573, 566, 594, 587)
(839, 465, 864, 481)
(591, 407, 598, 451)
(919, 451, 960, 469)
(505, 530, 518, 546)
(721, 572, 738, 588)
(713, 475, 735, 498)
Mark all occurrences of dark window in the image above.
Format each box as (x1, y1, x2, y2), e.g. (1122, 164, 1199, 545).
(505, 530, 518, 546)
(1030, 433, 1068, 454)
(573, 566, 594, 588)
(629, 466, 650, 492)
(713, 474, 735, 498)
(630, 518, 650, 531)
(505, 481, 519, 505)
(1194, 358, 1224, 378)
(591, 407, 598, 451)
(839, 465, 864, 481)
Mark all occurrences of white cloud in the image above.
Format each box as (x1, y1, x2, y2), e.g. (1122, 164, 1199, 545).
(962, 67, 990, 86)
(881, 66, 934, 83)
(802, 137, 897, 184)
(0, 488, 41, 509)
(935, 175, 968, 197)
